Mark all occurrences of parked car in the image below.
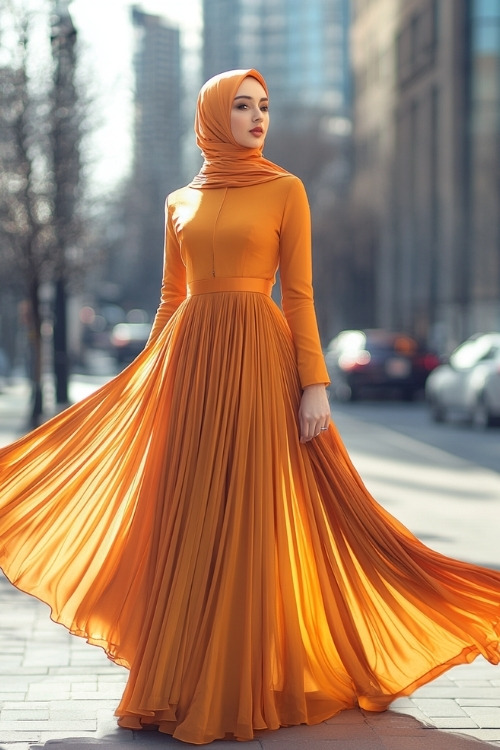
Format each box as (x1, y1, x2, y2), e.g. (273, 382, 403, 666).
(110, 322, 152, 365)
(324, 329, 440, 401)
(425, 332, 500, 427)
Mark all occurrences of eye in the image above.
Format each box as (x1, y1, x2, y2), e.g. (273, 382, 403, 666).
(236, 103, 248, 110)
(260, 105, 269, 112)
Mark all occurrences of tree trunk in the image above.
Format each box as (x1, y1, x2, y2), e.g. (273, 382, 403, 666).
(53, 276, 69, 404)
(28, 279, 43, 428)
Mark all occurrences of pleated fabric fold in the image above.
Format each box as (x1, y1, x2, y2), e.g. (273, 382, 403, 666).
(1, 290, 499, 745)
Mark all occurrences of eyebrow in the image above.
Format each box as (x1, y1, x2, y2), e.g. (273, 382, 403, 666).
(233, 95, 269, 102)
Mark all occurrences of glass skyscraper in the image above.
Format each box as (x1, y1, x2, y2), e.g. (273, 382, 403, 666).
(124, 7, 182, 310)
(132, 6, 182, 196)
(202, 0, 350, 121)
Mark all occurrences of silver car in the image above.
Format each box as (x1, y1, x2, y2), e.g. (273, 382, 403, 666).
(425, 333, 500, 428)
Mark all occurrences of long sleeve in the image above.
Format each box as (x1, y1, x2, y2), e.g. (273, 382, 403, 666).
(279, 178, 330, 388)
(147, 199, 187, 347)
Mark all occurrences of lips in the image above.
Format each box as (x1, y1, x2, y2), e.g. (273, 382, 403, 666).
(250, 128, 263, 135)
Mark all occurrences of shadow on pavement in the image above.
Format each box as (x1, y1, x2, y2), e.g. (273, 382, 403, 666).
(24, 711, 497, 749)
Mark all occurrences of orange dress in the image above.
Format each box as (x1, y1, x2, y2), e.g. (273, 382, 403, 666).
(1, 175, 500, 745)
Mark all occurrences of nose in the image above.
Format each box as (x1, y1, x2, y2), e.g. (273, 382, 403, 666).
(252, 108, 263, 121)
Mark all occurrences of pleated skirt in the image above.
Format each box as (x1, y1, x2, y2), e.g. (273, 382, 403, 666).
(0, 287, 499, 745)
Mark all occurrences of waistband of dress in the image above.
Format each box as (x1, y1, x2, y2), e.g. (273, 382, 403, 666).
(187, 277, 273, 297)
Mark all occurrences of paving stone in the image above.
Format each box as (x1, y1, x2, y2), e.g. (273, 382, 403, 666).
(258, 721, 377, 741)
(389, 697, 416, 707)
(381, 735, 490, 749)
(31, 730, 98, 750)
(95, 708, 124, 738)
(48, 667, 120, 676)
(389, 705, 433, 724)
(97, 674, 128, 683)
(2, 677, 42, 688)
(0, 720, 97, 731)
(412, 698, 471, 718)
(429, 717, 480, 729)
(454, 729, 500, 742)
(323, 707, 367, 724)
(69, 654, 111, 665)
(455, 681, 500, 687)
(23, 655, 70, 668)
(0, 692, 28, 705)
(410, 686, 466, 698)
(415, 687, 500, 699)
(0, 657, 23, 668)
(2, 701, 49, 710)
(1, 667, 50, 676)
(0, 709, 50, 721)
(70, 682, 98, 692)
(462, 708, 500, 729)
(47, 676, 98, 686)
(363, 712, 430, 732)
(53, 701, 117, 718)
(259, 741, 384, 750)
(0, 732, 43, 742)
(70, 688, 123, 700)
(26, 687, 72, 701)
(446, 663, 499, 679)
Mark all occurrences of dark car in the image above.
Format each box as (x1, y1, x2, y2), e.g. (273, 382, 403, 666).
(110, 322, 152, 365)
(324, 329, 440, 401)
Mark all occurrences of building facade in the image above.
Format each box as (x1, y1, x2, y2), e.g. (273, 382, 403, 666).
(466, 0, 500, 336)
(132, 6, 182, 199)
(350, 0, 500, 352)
(121, 7, 182, 312)
(202, 0, 350, 121)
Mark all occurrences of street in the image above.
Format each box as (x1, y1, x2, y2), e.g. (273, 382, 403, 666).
(331, 399, 500, 569)
(332, 398, 500, 475)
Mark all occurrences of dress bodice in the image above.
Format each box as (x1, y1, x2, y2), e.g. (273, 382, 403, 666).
(149, 175, 330, 387)
(169, 181, 286, 282)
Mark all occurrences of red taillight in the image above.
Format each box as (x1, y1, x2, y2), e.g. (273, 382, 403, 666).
(416, 354, 440, 371)
(111, 336, 127, 347)
(339, 351, 371, 371)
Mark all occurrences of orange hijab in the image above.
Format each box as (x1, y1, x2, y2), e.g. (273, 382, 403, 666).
(189, 69, 290, 189)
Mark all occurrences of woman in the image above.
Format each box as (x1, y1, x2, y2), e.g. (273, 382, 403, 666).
(0, 69, 499, 746)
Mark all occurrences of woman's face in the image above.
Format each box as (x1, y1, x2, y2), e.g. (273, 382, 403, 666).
(230, 76, 269, 149)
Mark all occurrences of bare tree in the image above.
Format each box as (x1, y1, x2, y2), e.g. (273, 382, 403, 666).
(0, 0, 91, 424)
(0, 17, 55, 425)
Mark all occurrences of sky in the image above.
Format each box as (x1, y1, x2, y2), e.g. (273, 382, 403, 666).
(68, 0, 202, 193)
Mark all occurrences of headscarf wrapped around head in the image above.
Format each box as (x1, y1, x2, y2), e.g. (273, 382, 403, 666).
(189, 68, 290, 189)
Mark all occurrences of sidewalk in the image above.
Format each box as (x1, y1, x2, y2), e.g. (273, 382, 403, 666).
(1, 386, 500, 749)
(0, 373, 112, 448)
(0, 378, 32, 447)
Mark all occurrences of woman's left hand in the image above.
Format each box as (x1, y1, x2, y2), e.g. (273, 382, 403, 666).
(298, 384, 330, 443)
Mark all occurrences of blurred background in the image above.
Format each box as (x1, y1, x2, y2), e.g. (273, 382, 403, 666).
(0, 0, 499, 426)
